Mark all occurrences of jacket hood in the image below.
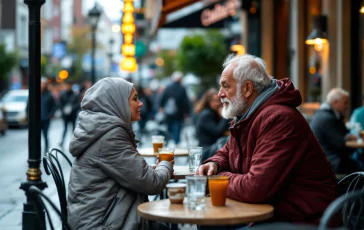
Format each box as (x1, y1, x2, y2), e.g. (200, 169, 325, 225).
(261, 78, 302, 109)
(69, 78, 133, 157)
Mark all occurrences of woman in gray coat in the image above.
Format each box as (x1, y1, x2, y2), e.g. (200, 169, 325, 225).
(67, 78, 173, 230)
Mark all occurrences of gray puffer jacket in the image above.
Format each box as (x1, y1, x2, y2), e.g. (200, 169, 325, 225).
(67, 78, 173, 230)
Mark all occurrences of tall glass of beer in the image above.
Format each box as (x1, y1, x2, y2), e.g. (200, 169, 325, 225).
(152, 135, 165, 153)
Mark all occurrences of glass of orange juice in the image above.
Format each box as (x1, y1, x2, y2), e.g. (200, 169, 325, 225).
(158, 147, 175, 163)
(208, 175, 229, 206)
(152, 135, 165, 153)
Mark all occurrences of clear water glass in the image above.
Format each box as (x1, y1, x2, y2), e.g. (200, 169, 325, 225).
(186, 176, 207, 210)
(188, 147, 203, 172)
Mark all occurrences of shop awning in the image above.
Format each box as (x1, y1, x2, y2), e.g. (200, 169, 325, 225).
(149, 0, 240, 34)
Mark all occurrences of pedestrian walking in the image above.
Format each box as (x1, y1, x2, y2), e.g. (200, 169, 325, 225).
(159, 71, 190, 146)
(40, 77, 57, 153)
(59, 81, 80, 147)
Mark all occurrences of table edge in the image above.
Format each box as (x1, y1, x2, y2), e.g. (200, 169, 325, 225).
(137, 203, 274, 226)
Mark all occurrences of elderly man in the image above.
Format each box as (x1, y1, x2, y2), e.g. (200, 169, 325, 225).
(197, 54, 338, 226)
(311, 88, 361, 174)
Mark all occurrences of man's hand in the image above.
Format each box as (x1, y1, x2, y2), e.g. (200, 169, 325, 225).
(345, 134, 358, 141)
(196, 162, 218, 176)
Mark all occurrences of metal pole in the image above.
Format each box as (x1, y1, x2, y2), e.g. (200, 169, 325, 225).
(20, 0, 47, 229)
(91, 28, 96, 84)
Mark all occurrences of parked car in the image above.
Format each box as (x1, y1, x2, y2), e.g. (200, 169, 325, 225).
(0, 89, 28, 127)
(0, 108, 7, 135)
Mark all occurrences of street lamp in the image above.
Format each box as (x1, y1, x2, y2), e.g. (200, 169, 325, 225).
(21, 0, 47, 229)
(88, 3, 101, 84)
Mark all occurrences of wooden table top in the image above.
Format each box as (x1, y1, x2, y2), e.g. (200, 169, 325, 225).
(138, 148, 188, 157)
(138, 198, 274, 226)
(172, 166, 195, 179)
(346, 140, 364, 148)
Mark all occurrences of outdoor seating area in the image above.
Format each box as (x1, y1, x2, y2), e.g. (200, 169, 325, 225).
(36, 145, 364, 230)
(4, 0, 364, 229)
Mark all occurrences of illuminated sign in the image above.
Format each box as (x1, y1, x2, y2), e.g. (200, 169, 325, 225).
(201, 0, 240, 27)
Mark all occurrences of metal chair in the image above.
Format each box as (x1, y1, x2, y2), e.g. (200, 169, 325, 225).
(319, 190, 364, 230)
(43, 148, 72, 230)
(338, 172, 364, 194)
(29, 185, 71, 230)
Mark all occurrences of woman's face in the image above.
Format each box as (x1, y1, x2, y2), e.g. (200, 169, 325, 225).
(129, 87, 143, 122)
(209, 94, 222, 112)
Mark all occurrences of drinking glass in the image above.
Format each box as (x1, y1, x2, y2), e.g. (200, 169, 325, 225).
(158, 147, 175, 163)
(208, 175, 229, 206)
(188, 147, 203, 172)
(152, 135, 165, 153)
(186, 176, 207, 210)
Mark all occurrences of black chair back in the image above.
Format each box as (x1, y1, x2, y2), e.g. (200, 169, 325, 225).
(43, 148, 72, 230)
(319, 190, 364, 230)
(338, 172, 364, 194)
(29, 185, 71, 230)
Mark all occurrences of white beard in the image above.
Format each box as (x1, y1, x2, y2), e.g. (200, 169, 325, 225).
(221, 92, 247, 119)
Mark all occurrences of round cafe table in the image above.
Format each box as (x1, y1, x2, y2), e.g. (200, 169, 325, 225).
(172, 166, 195, 179)
(346, 140, 364, 149)
(138, 148, 188, 157)
(138, 197, 274, 226)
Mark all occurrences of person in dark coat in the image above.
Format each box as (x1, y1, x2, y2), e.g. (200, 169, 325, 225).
(194, 88, 229, 148)
(40, 77, 57, 152)
(310, 88, 361, 174)
(59, 81, 80, 147)
(159, 71, 190, 145)
(135, 85, 153, 136)
(197, 54, 338, 226)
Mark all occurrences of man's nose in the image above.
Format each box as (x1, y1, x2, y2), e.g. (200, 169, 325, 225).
(218, 89, 225, 98)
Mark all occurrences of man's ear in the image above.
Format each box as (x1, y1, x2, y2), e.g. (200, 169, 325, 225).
(243, 81, 254, 98)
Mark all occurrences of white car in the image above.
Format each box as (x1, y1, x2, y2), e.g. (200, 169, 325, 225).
(0, 89, 29, 127)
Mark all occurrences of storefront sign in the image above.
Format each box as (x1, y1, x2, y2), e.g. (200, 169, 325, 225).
(201, 0, 240, 26)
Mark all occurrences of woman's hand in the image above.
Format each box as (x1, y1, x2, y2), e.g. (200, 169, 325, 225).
(155, 156, 175, 166)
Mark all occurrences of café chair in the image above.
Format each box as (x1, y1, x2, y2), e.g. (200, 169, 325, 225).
(29, 185, 71, 230)
(319, 190, 364, 230)
(43, 148, 72, 230)
(338, 172, 364, 194)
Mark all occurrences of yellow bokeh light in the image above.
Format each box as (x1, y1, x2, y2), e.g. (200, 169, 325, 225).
(231, 44, 245, 55)
(305, 38, 328, 45)
(309, 67, 316, 74)
(122, 24, 136, 34)
(122, 44, 136, 56)
(155, 58, 164, 66)
(360, 6, 364, 13)
(112, 24, 121, 33)
(59, 70, 69, 80)
(123, 12, 134, 24)
(120, 57, 137, 72)
(123, 2, 135, 12)
(124, 34, 133, 44)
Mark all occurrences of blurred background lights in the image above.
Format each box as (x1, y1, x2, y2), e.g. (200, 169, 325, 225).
(155, 58, 164, 66)
(112, 24, 121, 33)
(59, 70, 69, 80)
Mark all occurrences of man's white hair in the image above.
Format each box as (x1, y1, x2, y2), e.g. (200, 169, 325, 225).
(327, 88, 349, 104)
(222, 54, 271, 93)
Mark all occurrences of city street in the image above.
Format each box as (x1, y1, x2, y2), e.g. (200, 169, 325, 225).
(0, 118, 197, 229)
(0, 118, 73, 229)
